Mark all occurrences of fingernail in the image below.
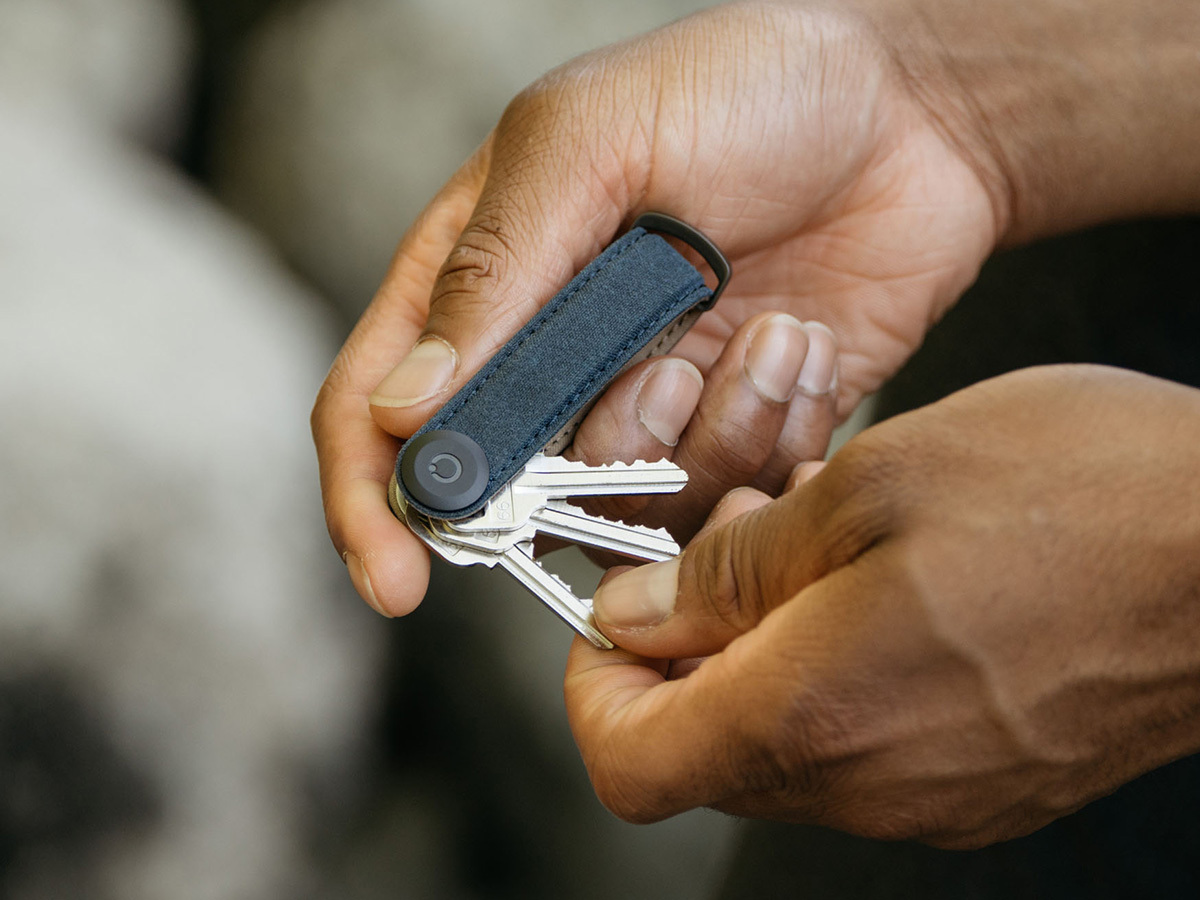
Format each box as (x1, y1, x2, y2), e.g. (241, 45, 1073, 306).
(368, 336, 458, 408)
(344, 551, 393, 618)
(592, 557, 680, 628)
(744, 314, 809, 403)
(797, 321, 838, 396)
(637, 359, 703, 446)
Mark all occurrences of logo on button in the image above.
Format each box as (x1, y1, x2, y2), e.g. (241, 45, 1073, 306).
(428, 453, 463, 484)
(399, 429, 490, 513)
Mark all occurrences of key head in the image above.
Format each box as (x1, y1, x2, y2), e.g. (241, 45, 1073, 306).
(400, 429, 490, 514)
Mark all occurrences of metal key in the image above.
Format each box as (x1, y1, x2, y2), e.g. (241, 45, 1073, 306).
(390, 454, 689, 647)
(391, 477, 615, 647)
(443, 455, 686, 562)
(447, 455, 686, 532)
(529, 499, 679, 561)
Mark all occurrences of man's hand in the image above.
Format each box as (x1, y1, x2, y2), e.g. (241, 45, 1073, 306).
(312, 0, 1000, 616)
(566, 366, 1200, 847)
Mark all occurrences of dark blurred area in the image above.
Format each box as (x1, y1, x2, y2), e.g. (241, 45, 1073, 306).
(178, 0, 288, 178)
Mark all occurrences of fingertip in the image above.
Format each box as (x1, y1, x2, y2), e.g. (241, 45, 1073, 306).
(636, 358, 704, 447)
(368, 335, 459, 408)
(686, 485, 774, 544)
(785, 460, 827, 492)
(367, 335, 461, 438)
(593, 558, 681, 631)
(364, 539, 432, 619)
(336, 477, 432, 618)
(564, 636, 668, 727)
(597, 564, 636, 588)
(743, 313, 809, 403)
(708, 486, 774, 526)
(797, 320, 838, 398)
(343, 550, 392, 618)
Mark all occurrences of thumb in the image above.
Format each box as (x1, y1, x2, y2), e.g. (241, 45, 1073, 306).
(592, 463, 867, 658)
(366, 83, 651, 439)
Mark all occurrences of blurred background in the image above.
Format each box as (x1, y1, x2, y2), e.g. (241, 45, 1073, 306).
(0, 1, 747, 898)
(6, 2, 1200, 899)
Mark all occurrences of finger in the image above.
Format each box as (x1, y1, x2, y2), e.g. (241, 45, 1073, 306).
(568, 312, 832, 546)
(569, 558, 887, 826)
(590, 459, 875, 658)
(564, 356, 705, 527)
(689, 485, 774, 540)
(785, 460, 828, 492)
(574, 482, 771, 586)
(570, 357, 706, 468)
(313, 146, 488, 615)
(751, 320, 839, 491)
(654, 313, 835, 536)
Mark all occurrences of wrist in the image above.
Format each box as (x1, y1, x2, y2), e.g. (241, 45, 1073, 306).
(854, 0, 1200, 244)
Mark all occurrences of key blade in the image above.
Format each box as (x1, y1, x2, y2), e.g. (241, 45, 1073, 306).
(530, 499, 680, 562)
(516, 454, 688, 498)
(498, 543, 614, 649)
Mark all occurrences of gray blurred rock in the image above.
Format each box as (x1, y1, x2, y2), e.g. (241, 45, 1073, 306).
(0, 106, 384, 900)
(215, 0, 717, 316)
(0, 0, 194, 149)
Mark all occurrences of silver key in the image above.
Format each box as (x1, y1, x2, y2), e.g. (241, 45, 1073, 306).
(528, 499, 679, 562)
(390, 454, 689, 648)
(443, 454, 685, 562)
(447, 454, 686, 535)
(517, 454, 689, 496)
(494, 540, 612, 649)
(390, 479, 613, 647)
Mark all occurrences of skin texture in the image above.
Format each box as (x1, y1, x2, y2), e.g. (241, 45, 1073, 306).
(311, 0, 1200, 843)
(574, 366, 1200, 846)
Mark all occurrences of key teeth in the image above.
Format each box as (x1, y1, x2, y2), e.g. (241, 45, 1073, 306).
(598, 458, 678, 470)
(556, 500, 675, 541)
(527, 453, 682, 473)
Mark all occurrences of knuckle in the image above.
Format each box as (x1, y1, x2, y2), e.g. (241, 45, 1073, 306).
(499, 78, 566, 139)
(425, 216, 534, 345)
(812, 423, 917, 561)
(689, 419, 773, 488)
(433, 218, 512, 299)
(686, 515, 762, 631)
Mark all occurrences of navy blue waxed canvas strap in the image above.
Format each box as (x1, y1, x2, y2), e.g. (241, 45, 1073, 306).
(395, 220, 723, 520)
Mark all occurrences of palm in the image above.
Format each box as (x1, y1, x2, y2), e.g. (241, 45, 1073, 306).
(617, 5, 996, 413)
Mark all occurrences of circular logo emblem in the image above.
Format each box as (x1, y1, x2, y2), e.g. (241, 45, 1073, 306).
(428, 453, 463, 484)
(399, 429, 490, 513)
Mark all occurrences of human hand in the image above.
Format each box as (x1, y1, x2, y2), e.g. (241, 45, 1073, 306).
(561, 312, 837, 552)
(566, 365, 1200, 847)
(313, 0, 1001, 616)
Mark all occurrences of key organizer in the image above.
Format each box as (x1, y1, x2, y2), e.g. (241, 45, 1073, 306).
(395, 213, 730, 520)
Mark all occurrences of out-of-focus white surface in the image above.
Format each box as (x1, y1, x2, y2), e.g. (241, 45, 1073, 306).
(0, 0, 193, 149)
(0, 105, 384, 900)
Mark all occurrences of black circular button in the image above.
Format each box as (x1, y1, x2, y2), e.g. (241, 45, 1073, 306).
(399, 429, 490, 513)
